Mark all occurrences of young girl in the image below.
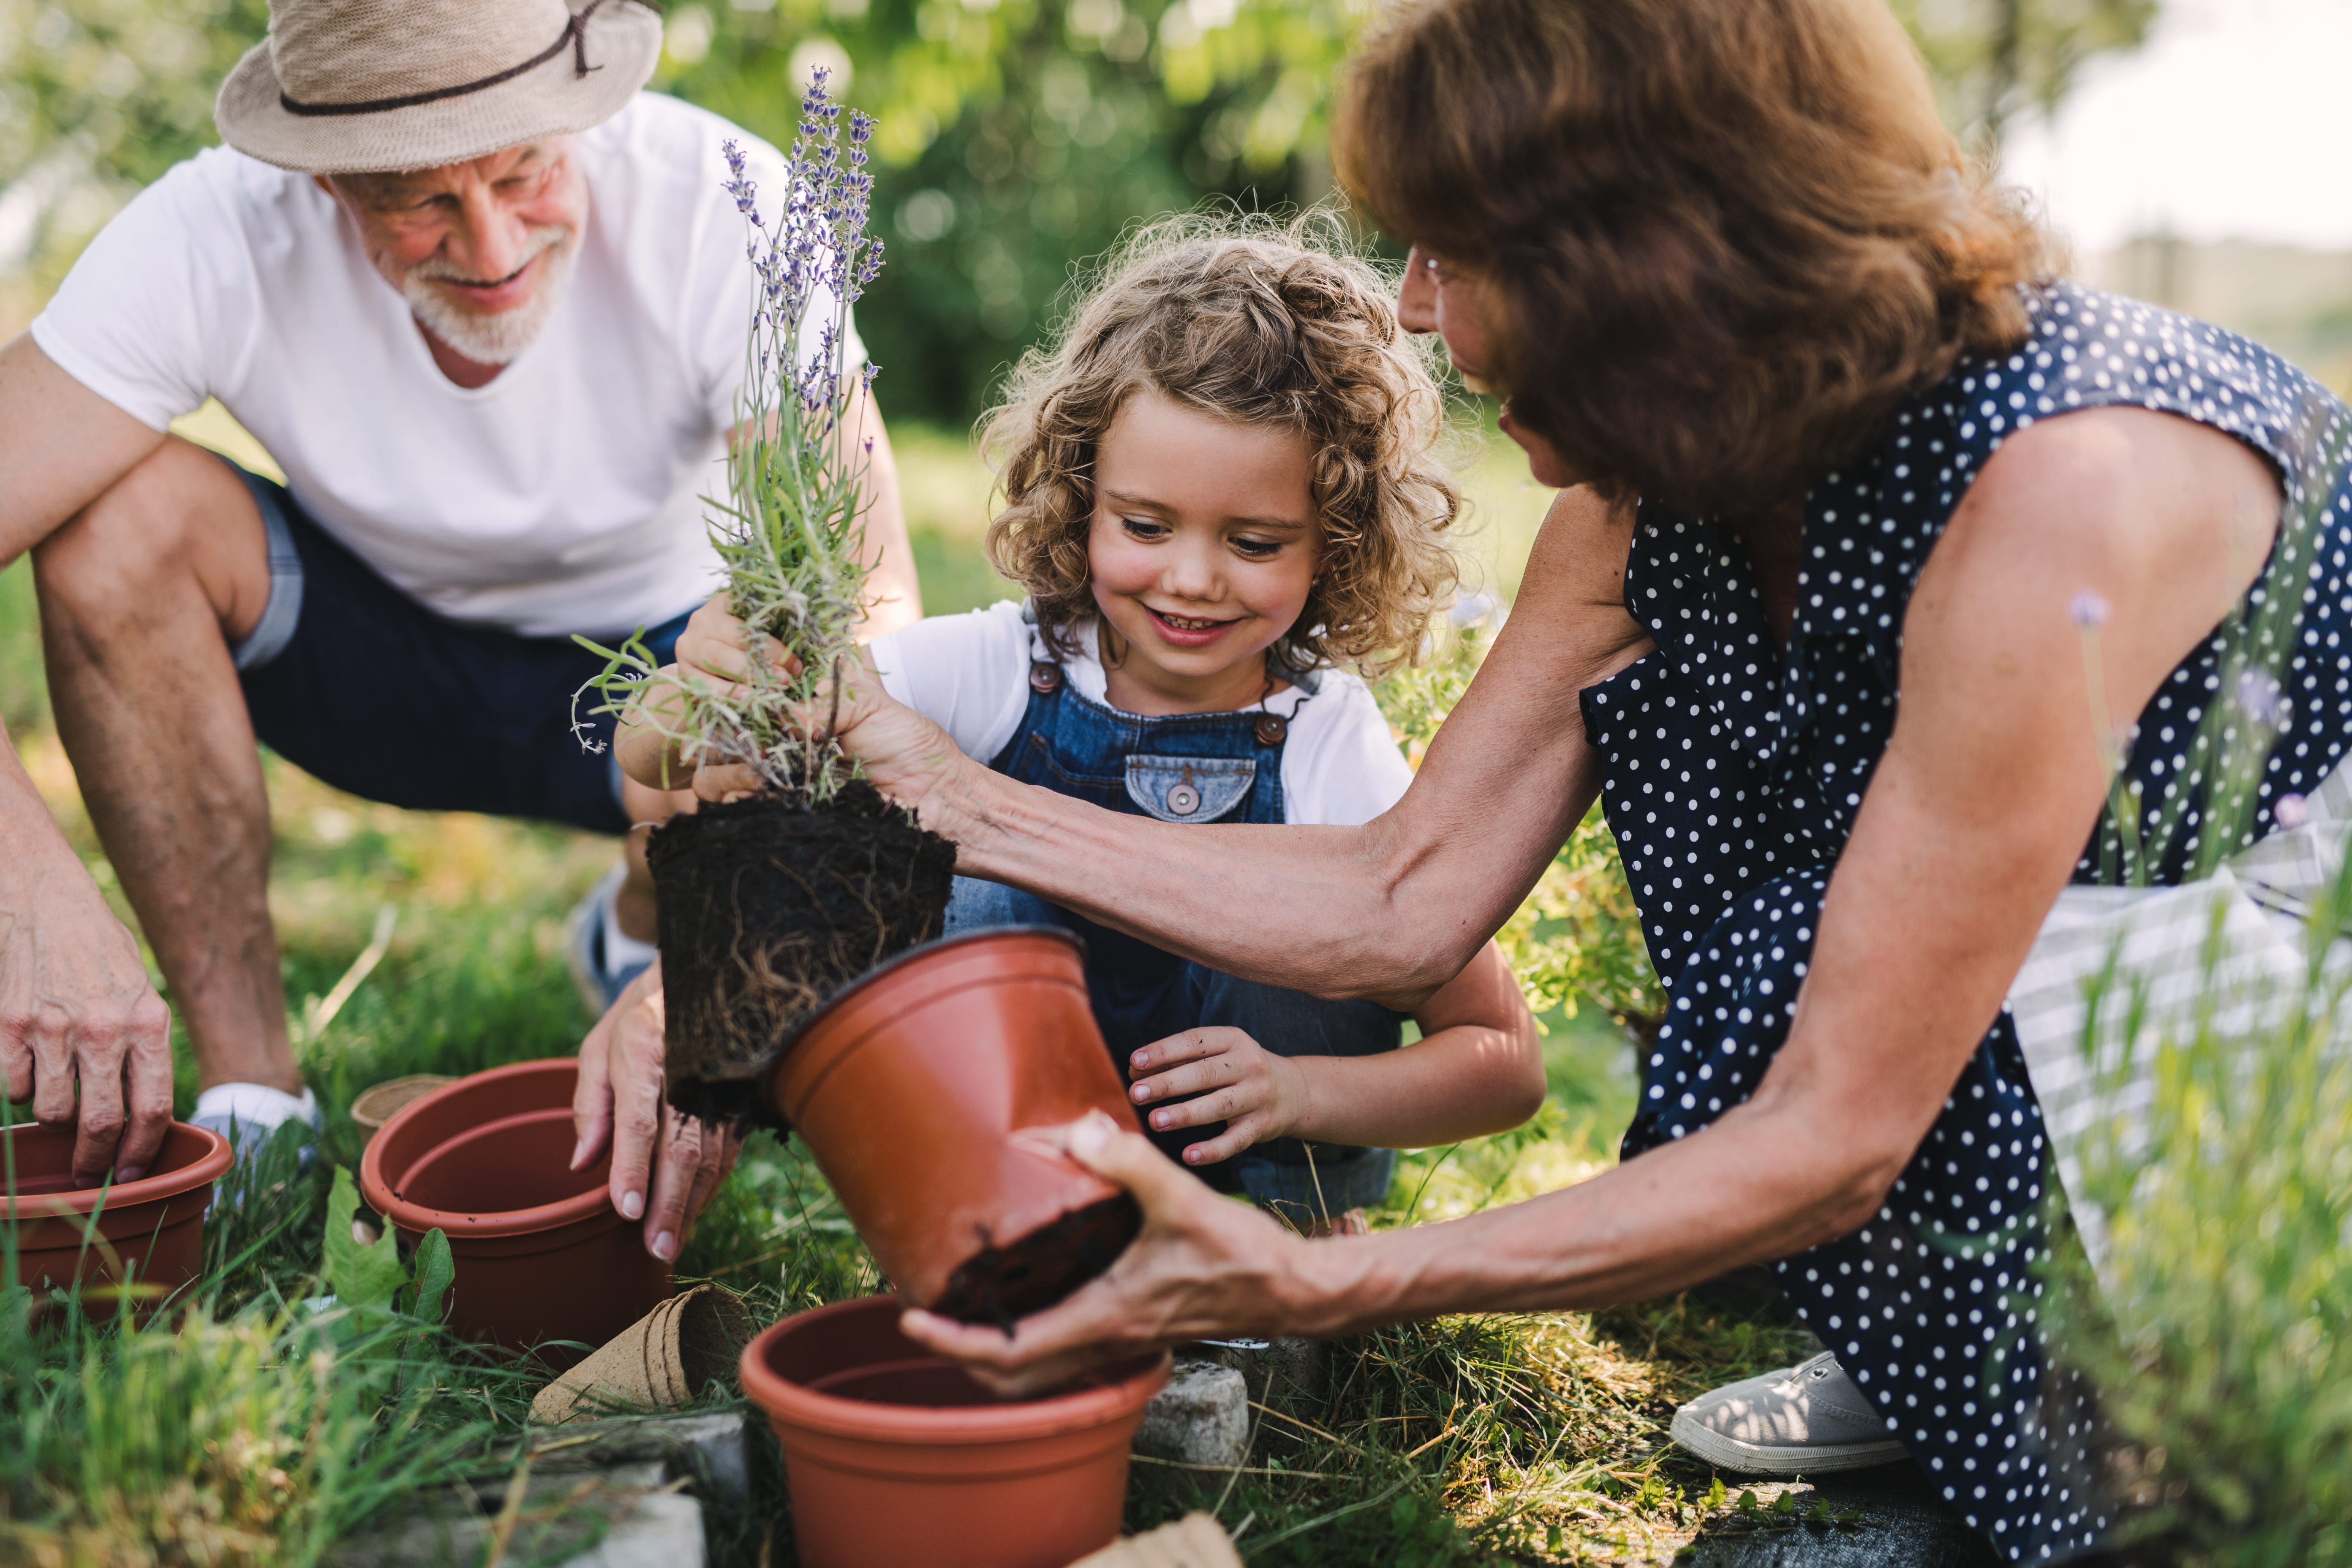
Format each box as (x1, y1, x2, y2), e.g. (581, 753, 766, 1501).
(627, 219, 1542, 1231)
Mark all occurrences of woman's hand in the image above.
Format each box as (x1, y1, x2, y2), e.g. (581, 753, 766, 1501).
(898, 1109, 1323, 1395)
(1127, 1027, 1308, 1166)
(571, 956, 743, 1261)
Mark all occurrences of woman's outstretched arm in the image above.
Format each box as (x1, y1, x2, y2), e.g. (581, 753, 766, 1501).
(820, 486, 1654, 1007)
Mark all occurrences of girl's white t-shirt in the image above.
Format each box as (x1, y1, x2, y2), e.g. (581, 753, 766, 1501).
(29, 93, 853, 640)
(866, 600, 1417, 827)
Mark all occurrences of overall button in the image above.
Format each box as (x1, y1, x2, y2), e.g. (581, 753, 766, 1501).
(1029, 661, 1064, 694)
(1253, 713, 1288, 746)
(1165, 782, 1201, 816)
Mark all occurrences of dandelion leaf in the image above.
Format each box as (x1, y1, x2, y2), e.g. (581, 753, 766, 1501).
(324, 1166, 409, 1312)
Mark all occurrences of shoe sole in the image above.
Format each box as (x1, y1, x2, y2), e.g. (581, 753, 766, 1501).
(1669, 1407, 1911, 1475)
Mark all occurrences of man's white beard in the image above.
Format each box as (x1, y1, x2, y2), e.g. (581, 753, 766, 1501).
(400, 225, 578, 366)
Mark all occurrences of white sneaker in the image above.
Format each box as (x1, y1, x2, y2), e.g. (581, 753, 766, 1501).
(1669, 1351, 1911, 1475)
(190, 1081, 323, 1162)
(565, 862, 656, 1014)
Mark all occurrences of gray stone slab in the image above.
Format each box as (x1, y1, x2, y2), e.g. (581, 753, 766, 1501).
(327, 1413, 757, 1568)
(1681, 1467, 2000, 1568)
(1135, 1359, 1250, 1468)
(529, 1410, 755, 1507)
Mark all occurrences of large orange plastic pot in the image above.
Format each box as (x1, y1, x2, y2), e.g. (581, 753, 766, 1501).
(740, 1295, 1168, 1568)
(765, 926, 1144, 1324)
(359, 1059, 669, 1358)
(3, 1120, 230, 1317)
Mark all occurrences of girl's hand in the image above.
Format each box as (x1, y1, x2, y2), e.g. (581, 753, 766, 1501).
(898, 1110, 1322, 1394)
(1127, 1027, 1309, 1166)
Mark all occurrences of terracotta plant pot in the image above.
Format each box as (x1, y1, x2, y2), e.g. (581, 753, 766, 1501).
(3, 1120, 231, 1318)
(359, 1059, 669, 1358)
(740, 1295, 1169, 1568)
(766, 926, 1144, 1325)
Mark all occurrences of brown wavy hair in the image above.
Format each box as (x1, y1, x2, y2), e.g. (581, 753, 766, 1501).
(1334, 0, 2050, 514)
(980, 213, 1459, 677)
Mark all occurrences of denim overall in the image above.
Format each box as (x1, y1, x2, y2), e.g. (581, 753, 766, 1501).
(945, 642, 1402, 1228)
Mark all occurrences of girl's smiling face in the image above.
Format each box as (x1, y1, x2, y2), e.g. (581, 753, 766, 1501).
(1086, 387, 1320, 715)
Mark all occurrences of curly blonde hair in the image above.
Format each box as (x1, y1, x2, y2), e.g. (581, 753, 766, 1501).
(980, 213, 1460, 678)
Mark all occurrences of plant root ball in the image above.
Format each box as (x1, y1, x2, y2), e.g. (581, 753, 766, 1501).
(650, 785, 955, 1124)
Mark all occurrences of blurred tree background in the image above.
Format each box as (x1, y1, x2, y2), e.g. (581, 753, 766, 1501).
(1, 0, 2156, 423)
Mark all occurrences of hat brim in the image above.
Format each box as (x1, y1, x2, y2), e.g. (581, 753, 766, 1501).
(215, 1, 662, 175)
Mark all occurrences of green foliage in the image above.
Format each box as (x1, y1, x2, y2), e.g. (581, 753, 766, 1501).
(1888, 0, 2156, 146)
(2041, 862, 2352, 1565)
(321, 1167, 452, 1324)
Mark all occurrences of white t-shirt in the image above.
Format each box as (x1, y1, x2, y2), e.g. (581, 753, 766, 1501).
(868, 600, 1417, 827)
(31, 93, 856, 640)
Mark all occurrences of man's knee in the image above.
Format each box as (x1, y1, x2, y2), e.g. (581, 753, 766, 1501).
(33, 437, 269, 642)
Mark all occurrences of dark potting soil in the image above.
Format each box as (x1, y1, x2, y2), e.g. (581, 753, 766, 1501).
(649, 784, 955, 1123)
(928, 1193, 1144, 1332)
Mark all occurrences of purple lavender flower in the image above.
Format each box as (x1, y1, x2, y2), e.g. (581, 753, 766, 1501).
(2235, 669, 2290, 729)
(2276, 792, 2311, 829)
(2069, 591, 2110, 629)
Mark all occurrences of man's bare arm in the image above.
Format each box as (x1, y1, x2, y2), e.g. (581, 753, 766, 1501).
(0, 334, 178, 1178)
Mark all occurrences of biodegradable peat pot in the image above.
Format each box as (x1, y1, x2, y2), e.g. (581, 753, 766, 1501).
(741, 1295, 1169, 1568)
(649, 785, 956, 1124)
(768, 926, 1145, 1325)
(359, 1059, 669, 1358)
(2, 1120, 231, 1318)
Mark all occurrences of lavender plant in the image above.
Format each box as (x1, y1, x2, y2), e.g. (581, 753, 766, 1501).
(581, 71, 885, 806)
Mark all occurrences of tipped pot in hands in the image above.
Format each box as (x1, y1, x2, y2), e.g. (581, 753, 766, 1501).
(895, 1109, 1328, 1397)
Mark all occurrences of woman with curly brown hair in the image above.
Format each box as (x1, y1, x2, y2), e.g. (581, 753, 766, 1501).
(634, 217, 1543, 1232)
(658, 0, 2349, 1557)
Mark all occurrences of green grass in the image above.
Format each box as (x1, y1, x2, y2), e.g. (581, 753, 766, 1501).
(0, 430, 1816, 1566)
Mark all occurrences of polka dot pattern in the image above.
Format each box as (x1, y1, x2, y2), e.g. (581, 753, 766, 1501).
(1581, 282, 2352, 1561)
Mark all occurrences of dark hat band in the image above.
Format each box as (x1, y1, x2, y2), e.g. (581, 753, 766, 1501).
(278, 0, 611, 118)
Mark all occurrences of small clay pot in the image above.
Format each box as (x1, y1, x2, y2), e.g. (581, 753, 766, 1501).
(765, 926, 1143, 1325)
(359, 1059, 669, 1359)
(740, 1295, 1169, 1568)
(349, 1074, 455, 1145)
(3, 1120, 231, 1318)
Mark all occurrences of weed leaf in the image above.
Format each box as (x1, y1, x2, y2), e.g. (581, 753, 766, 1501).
(323, 1167, 408, 1312)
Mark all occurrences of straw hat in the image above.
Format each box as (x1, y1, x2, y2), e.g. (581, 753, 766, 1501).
(215, 0, 662, 175)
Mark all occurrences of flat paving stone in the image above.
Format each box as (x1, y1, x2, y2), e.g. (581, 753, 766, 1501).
(325, 1412, 756, 1567)
(1682, 1465, 2000, 1568)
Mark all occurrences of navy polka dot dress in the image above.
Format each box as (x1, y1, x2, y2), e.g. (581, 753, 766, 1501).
(1582, 281, 2352, 1561)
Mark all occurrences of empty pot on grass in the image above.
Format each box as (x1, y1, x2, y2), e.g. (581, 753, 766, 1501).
(740, 1295, 1168, 1568)
(2, 1121, 231, 1318)
(359, 1059, 668, 1358)
(765, 926, 1143, 1325)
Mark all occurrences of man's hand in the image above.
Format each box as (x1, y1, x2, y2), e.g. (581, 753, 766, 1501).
(898, 1110, 1317, 1395)
(571, 956, 743, 1261)
(1126, 1027, 1308, 1168)
(0, 833, 174, 1186)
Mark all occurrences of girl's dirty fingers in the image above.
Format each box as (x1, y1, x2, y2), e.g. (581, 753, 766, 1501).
(1127, 1028, 1240, 1075)
(1176, 1116, 1266, 1167)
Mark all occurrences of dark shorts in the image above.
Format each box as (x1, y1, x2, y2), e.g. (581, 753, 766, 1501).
(223, 458, 696, 836)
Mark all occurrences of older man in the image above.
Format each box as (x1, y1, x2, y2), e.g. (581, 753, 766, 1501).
(0, 0, 917, 1240)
